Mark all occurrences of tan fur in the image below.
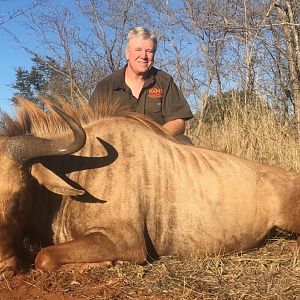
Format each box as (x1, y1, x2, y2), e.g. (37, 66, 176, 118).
(2, 96, 174, 140)
(0, 97, 299, 276)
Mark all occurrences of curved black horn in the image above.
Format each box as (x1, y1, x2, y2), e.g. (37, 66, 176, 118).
(6, 105, 86, 164)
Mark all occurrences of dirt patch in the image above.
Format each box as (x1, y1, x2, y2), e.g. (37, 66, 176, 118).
(0, 237, 299, 300)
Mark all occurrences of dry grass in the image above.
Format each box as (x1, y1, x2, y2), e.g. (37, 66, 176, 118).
(189, 95, 300, 172)
(106, 237, 300, 299)
(88, 235, 299, 299)
(8, 233, 297, 299)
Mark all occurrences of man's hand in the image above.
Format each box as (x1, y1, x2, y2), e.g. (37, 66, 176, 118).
(162, 119, 186, 137)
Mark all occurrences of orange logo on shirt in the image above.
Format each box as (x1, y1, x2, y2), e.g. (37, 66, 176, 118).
(148, 87, 163, 98)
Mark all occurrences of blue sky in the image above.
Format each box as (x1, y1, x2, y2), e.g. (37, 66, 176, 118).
(0, 1, 35, 115)
(0, 32, 32, 116)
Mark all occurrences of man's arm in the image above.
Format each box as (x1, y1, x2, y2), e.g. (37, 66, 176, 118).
(162, 118, 186, 136)
(159, 73, 193, 135)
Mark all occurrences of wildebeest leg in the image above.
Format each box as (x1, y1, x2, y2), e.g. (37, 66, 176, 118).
(35, 232, 146, 271)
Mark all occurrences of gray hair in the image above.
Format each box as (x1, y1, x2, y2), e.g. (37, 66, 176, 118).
(127, 27, 158, 51)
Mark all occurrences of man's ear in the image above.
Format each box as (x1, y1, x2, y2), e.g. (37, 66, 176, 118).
(30, 163, 85, 196)
(125, 47, 129, 61)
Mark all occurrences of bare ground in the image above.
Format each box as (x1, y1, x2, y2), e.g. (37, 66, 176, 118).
(1, 234, 300, 300)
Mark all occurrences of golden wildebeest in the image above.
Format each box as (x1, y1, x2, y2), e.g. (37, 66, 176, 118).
(0, 97, 299, 278)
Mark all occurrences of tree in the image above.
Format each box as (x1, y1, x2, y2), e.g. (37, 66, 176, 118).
(202, 90, 268, 124)
(273, 0, 300, 121)
(10, 56, 71, 108)
(0, 0, 44, 27)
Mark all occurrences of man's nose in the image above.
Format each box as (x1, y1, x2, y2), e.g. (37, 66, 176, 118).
(140, 50, 148, 59)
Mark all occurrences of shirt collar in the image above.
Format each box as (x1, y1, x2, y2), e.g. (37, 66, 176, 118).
(113, 65, 156, 90)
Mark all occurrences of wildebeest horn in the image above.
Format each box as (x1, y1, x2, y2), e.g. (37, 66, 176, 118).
(6, 105, 87, 164)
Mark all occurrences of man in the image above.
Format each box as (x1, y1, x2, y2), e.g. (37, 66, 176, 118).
(90, 27, 193, 142)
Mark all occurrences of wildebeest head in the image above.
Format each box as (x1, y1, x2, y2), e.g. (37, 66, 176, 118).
(0, 98, 87, 278)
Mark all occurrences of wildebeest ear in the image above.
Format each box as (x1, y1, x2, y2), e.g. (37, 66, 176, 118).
(30, 163, 85, 196)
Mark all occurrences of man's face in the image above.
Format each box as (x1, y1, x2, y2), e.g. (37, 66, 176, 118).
(126, 37, 156, 76)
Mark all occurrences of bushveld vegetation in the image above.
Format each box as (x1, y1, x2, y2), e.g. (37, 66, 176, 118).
(190, 91, 300, 172)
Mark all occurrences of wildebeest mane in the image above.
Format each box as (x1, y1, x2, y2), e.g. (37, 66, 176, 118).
(0, 96, 174, 140)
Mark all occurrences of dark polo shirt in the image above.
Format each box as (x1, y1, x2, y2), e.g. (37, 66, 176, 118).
(90, 66, 193, 125)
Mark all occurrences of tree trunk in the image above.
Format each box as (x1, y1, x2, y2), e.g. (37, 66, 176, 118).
(275, 0, 300, 122)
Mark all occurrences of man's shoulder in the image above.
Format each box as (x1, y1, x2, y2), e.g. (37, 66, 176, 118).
(152, 67, 173, 83)
(95, 68, 124, 89)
